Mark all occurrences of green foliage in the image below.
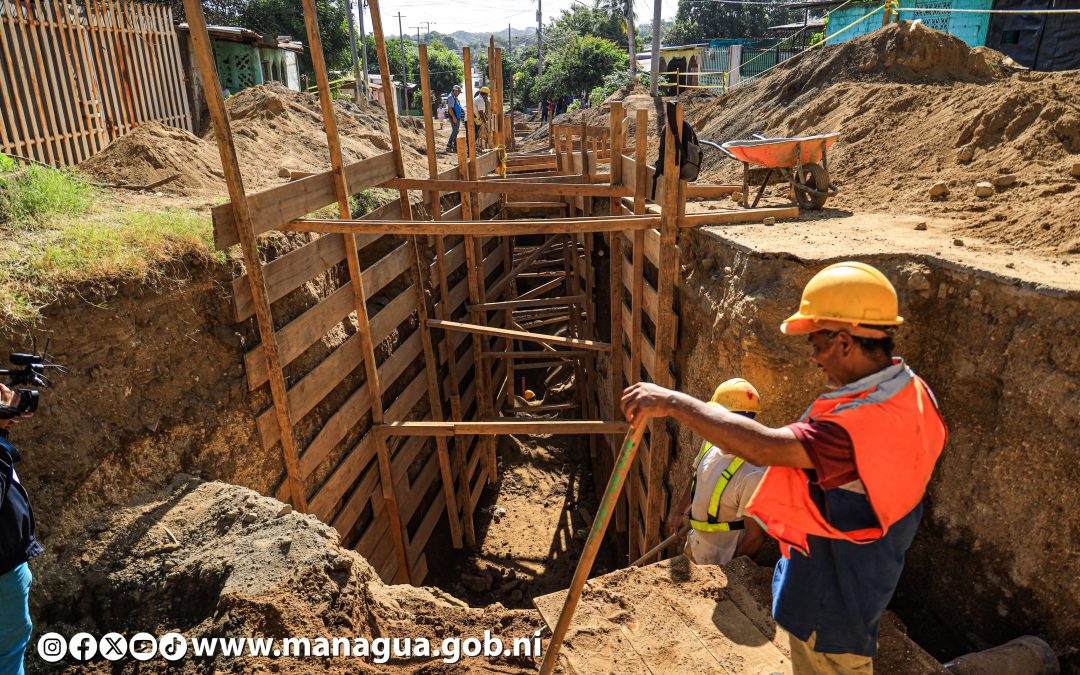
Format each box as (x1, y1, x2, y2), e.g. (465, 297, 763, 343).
(665, 0, 798, 44)
(424, 40, 465, 102)
(0, 164, 94, 225)
(0, 154, 15, 172)
(349, 188, 396, 218)
(589, 69, 650, 107)
(535, 35, 626, 103)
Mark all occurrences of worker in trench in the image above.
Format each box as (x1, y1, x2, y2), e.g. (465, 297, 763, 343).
(621, 261, 947, 674)
(667, 378, 767, 566)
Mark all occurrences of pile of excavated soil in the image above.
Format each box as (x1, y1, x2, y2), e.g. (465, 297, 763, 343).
(79, 122, 226, 193)
(39, 476, 543, 673)
(80, 83, 446, 198)
(545, 23, 1080, 254)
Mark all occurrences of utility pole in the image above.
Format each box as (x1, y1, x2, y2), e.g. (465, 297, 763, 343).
(412, 25, 421, 45)
(421, 21, 435, 42)
(358, 0, 370, 100)
(536, 0, 543, 75)
(395, 12, 407, 113)
(346, 0, 363, 101)
(626, 0, 637, 82)
(649, 0, 661, 95)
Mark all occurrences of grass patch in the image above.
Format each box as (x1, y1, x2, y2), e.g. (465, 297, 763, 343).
(0, 160, 95, 224)
(0, 206, 221, 324)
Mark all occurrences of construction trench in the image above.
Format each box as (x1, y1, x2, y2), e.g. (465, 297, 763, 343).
(6, 3, 1079, 674)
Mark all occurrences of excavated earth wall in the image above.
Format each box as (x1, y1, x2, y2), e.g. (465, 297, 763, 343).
(663, 226, 1080, 666)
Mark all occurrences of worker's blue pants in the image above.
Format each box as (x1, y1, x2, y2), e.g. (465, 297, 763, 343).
(447, 120, 459, 151)
(0, 563, 31, 675)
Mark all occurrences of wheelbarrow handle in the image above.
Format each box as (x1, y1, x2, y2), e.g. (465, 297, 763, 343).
(699, 139, 738, 161)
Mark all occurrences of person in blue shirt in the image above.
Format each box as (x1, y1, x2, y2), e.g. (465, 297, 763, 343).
(0, 383, 40, 675)
(445, 84, 463, 153)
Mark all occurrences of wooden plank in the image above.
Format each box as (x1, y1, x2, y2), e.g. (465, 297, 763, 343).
(481, 350, 587, 359)
(387, 177, 630, 199)
(243, 242, 410, 389)
(284, 215, 662, 237)
(212, 152, 398, 249)
(379, 421, 630, 436)
(504, 402, 579, 413)
(181, 0, 306, 511)
(428, 319, 611, 352)
(678, 206, 800, 227)
(232, 233, 373, 322)
(466, 293, 583, 311)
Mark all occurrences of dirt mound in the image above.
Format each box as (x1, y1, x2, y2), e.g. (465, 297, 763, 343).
(683, 22, 1080, 253)
(79, 83, 448, 198)
(40, 476, 542, 673)
(78, 122, 225, 193)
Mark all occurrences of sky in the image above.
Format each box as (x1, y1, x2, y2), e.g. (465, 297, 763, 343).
(356, 0, 679, 39)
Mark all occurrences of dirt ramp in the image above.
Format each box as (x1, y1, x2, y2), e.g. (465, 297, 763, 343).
(78, 122, 225, 194)
(40, 477, 543, 673)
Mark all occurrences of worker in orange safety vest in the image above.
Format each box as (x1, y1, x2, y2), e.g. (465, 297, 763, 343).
(621, 261, 947, 674)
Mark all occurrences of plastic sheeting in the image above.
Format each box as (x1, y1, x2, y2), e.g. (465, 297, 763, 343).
(985, 0, 1080, 70)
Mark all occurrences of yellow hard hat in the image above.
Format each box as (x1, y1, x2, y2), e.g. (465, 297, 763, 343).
(523, 389, 536, 401)
(708, 378, 761, 414)
(781, 261, 904, 337)
(479, 86, 490, 95)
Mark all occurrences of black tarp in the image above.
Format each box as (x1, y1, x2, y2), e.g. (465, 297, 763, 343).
(985, 0, 1080, 71)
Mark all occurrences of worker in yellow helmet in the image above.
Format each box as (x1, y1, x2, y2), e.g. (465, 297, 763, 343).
(622, 262, 946, 673)
(668, 378, 767, 566)
(473, 86, 490, 149)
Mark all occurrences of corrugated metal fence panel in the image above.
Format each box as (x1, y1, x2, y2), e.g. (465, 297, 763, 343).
(0, 0, 191, 167)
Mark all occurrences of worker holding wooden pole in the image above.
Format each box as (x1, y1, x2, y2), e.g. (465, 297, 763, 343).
(620, 261, 948, 673)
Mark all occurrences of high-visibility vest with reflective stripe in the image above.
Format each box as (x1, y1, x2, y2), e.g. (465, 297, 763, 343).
(746, 360, 947, 557)
(689, 441, 746, 532)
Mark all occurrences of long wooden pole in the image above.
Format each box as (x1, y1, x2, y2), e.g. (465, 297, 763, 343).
(302, 0, 412, 583)
(181, 0, 307, 513)
(538, 419, 647, 674)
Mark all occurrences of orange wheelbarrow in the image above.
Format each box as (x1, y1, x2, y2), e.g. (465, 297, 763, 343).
(703, 132, 840, 210)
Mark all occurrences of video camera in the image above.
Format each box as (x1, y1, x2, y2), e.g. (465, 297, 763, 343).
(0, 338, 67, 420)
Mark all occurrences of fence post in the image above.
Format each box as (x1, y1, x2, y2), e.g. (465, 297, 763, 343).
(728, 44, 742, 89)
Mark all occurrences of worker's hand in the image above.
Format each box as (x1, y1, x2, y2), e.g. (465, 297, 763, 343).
(620, 382, 676, 423)
(667, 510, 689, 537)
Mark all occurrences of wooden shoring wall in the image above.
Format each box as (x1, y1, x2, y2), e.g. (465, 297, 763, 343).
(0, 0, 191, 166)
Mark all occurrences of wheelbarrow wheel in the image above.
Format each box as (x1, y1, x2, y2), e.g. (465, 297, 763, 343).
(795, 163, 830, 210)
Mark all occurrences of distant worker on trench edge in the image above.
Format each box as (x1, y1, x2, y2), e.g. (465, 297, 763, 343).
(445, 84, 463, 154)
(474, 86, 489, 149)
(621, 261, 947, 675)
(668, 377, 767, 566)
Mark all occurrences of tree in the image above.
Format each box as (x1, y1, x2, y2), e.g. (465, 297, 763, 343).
(665, 0, 797, 44)
(548, 0, 629, 49)
(536, 35, 625, 102)
(423, 40, 465, 103)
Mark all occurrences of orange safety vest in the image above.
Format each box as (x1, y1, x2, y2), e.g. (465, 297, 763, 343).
(747, 361, 947, 557)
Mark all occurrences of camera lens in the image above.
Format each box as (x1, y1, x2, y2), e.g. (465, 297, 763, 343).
(15, 389, 37, 414)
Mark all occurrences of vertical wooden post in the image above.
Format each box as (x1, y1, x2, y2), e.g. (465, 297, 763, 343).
(181, 0, 307, 514)
(608, 103, 625, 529)
(462, 47, 480, 217)
(627, 107, 648, 558)
(322, 0, 413, 582)
(645, 101, 683, 553)
(417, 44, 464, 549)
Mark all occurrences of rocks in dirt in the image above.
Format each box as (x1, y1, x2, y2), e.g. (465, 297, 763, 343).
(276, 504, 293, 518)
(915, 221, 928, 231)
(763, 217, 776, 226)
(929, 182, 950, 198)
(907, 272, 932, 292)
(975, 182, 995, 198)
(992, 174, 1017, 188)
(1070, 163, 1080, 178)
(957, 145, 976, 163)
(462, 573, 493, 593)
(954, 238, 966, 247)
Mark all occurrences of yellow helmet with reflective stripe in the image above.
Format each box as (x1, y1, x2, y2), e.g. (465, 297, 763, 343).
(782, 261, 903, 337)
(709, 377, 761, 414)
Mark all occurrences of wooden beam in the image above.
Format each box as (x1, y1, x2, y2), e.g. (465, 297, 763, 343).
(517, 276, 565, 301)
(481, 350, 587, 359)
(363, 0, 414, 584)
(378, 421, 630, 436)
(468, 295, 584, 312)
(385, 177, 631, 198)
(283, 215, 662, 236)
(487, 235, 561, 298)
(678, 206, 800, 227)
(428, 319, 611, 352)
(181, 0, 306, 512)
(504, 402, 579, 413)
